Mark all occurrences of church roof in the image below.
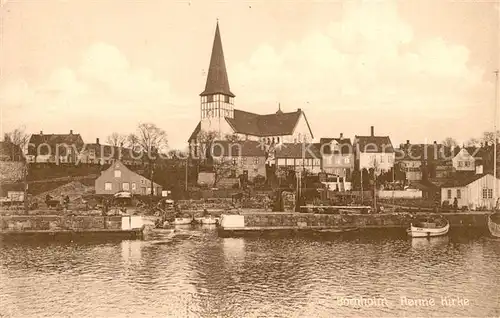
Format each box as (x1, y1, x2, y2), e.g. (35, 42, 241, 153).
(187, 108, 313, 142)
(200, 22, 235, 98)
(226, 109, 312, 138)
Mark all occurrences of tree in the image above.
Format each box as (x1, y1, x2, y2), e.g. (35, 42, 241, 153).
(466, 137, 481, 147)
(441, 137, 458, 148)
(196, 130, 239, 187)
(482, 130, 500, 145)
(5, 126, 30, 154)
(106, 132, 127, 147)
(129, 123, 168, 160)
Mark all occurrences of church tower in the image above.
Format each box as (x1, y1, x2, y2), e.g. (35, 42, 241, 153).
(200, 22, 235, 136)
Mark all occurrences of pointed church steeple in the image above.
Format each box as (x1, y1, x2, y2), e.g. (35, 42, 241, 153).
(200, 21, 235, 97)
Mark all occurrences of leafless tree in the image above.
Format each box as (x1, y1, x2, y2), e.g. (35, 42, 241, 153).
(466, 137, 481, 147)
(196, 130, 238, 186)
(482, 130, 500, 145)
(130, 123, 168, 161)
(441, 137, 458, 148)
(106, 132, 127, 147)
(4, 126, 30, 155)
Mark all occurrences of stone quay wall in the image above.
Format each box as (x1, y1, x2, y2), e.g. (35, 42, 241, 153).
(0, 215, 123, 232)
(240, 212, 490, 229)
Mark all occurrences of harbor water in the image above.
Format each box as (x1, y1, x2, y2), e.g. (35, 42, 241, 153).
(0, 226, 499, 317)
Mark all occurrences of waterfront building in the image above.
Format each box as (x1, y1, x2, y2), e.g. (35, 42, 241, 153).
(353, 126, 395, 174)
(95, 160, 162, 195)
(440, 173, 500, 210)
(188, 22, 314, 157)
(319, 133, 354, 179)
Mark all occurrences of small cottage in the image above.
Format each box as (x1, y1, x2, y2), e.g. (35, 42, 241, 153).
(95, 160, 162, 195)
(440, 173, 500, 210)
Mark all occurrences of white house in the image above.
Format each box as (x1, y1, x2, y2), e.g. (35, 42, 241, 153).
(188, 22, 314, 156)
(441, 173, 500, 210)
(452, 147, 475, 172)
(354, 126, 395, 175)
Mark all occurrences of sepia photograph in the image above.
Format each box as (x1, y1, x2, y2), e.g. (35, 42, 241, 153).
(0, 0, 499, 317)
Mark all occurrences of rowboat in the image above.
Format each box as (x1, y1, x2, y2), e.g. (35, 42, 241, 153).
(407, 216, 449, 238)
(487, 213, 500, 238)
(172, 217, 193, 225)
(315, 227, 359, 234)
(200, 215, 218, 225)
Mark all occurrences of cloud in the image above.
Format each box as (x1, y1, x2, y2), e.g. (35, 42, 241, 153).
(231, 0, 489, 122)
(1, 42, 181, 141)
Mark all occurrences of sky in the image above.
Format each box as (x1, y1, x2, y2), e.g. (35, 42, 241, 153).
(0, 0, 499, 150)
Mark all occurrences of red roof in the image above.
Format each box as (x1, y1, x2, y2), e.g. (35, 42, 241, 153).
(200, 22, 234, 98)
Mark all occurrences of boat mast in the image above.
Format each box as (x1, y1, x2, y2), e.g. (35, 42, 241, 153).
(494, 70, 498, 210)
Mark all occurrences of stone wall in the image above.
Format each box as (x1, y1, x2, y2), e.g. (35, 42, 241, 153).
(0, 215, 122, 232)
(240, 212, 489, 229)
(0, 162, 24, 183)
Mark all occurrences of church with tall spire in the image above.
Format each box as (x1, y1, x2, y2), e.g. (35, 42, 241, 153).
(188, 22, 314, 147)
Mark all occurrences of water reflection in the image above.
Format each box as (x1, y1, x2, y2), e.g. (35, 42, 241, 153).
(0, 230, 498, 317)
(411, 236, 450, 249)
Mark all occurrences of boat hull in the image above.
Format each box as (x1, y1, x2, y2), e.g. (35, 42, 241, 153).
(172, 218, 193, 225)
(201, 218, 217, 225)
(407, 222, 449, 238)
(487, 214, 500, 238)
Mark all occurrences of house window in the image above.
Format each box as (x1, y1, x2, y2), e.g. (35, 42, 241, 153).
(122, 183, 130, 191)
(465, 161, 470, 167)
(242, 157, 247, 164)
(207, 95, 214, 102)
(488, 189, 493, 199)
(105, 182, 112, 191)
(114, 170, 121, 178)
(482, 188, 488, 199)
(313, 159, 321, 166)
(447, 189, 452, 199)
(457, 189, 461, 199)
(344, 157, 350, 164)
(232, 158, 237, 165)
(380, 156, 384, 163)
(132, 183, 136, 191)
(141, 179, 145, 185)
(224, 95, 230, 103)
(458, 161, 463, 167)
(254, 157, 260, 164)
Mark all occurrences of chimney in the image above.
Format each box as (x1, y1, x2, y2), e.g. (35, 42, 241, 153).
(370, 126, 374, 137)
(433, 141, 437, 145)
(70, 130, 73, 135)
(339, 133, 343, 140)
(40, 131, 43, 135)
(96, 138, 100, 145)
(406, 140, 410, 145)
(297, 108, 302, 112)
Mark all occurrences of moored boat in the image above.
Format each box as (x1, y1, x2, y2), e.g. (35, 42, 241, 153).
(201, 215, 218, 224)
(172, 216, 194, 225)
(315, 227, 359, 234)
(407, 216, 449, 238)
(487, 212, 500, 238)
